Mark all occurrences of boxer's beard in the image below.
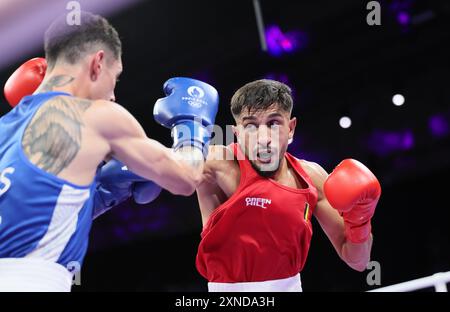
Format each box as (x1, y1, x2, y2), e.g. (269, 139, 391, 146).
(249, 160, 279, 178)
(241, 142, 281, 178)
(248, 149, 281, 178)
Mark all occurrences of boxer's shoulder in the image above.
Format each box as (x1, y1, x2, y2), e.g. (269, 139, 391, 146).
(198, 145, 239, 203)
(201, 145, 238, 184)
(299, 159, 327, 177)
(206, 145, 237, 170)
(79, 99, 139, 135)
(298, 159, 328, 197)
(207, 144, 234, 160)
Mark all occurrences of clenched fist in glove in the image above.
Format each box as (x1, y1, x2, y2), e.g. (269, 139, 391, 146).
(324, 159, 381, 244)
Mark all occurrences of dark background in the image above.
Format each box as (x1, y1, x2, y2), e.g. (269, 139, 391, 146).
(1, 0, 449, 291)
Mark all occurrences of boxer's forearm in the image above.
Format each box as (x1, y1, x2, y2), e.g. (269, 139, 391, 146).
(136, 145, 202, 196)
(314, 199, 373, 272)
(341, 234, 373, 272)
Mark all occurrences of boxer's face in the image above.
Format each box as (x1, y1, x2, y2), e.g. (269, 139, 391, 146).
(233, 104, 296, 177)
(88, 50, 122, 102)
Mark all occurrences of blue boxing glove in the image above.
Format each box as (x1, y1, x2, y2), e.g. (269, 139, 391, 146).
(153, 77, 219, 158)
(93, 159, 162, 219)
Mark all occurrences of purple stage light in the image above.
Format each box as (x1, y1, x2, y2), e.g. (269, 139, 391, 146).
(366, 129, 415, 156)
(281, 39, 293, 51)
(388, 0, 415, 27)
(397, 11, 410, 25)
(401, 130, 414, 149)
(265, 25, 307, 57)
(265, 26, 284, 56)
(429, 114, 449, 137)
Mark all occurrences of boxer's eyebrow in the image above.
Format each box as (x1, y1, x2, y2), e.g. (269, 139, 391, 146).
(267, 112, 283, 118)
(242, 116, 257, 121)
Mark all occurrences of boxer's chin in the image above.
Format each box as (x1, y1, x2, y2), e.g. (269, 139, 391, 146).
(249, 159, 281, 178)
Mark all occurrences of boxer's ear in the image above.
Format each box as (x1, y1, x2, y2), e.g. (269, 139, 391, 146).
(288, 117, 297, 144)
(89, 50, 105, 81)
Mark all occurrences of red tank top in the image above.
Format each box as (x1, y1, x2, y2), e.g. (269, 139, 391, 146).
(196, 143, 319, 283)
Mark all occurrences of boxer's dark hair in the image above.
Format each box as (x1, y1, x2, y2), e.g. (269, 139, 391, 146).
(230, 79, 293, 119)
(44, 12, 122, 69)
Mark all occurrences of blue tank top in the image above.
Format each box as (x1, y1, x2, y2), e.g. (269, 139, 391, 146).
(0, 92, 96, 269)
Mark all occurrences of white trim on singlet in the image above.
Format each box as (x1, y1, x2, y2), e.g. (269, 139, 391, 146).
(25, 184, 90, 261)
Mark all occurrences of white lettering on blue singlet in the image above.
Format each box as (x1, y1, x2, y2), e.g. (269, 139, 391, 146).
(0, 167, 15, 197)
(0, 167, 15, 225)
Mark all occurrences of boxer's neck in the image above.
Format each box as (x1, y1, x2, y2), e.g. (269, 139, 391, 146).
(268, 156, 288, 181)
(35, 62, 90, 99)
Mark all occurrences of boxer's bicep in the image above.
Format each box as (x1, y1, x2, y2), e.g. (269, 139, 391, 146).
(197, 145, 222, 187)
(302, 160, 347, 258)
(91, 100, 147, 157)
(92, 101, 198, 195)
(197, 180, 225, 226)
(196, 145, 234, 225)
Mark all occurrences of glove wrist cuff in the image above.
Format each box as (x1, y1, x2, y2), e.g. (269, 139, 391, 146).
(344, 220, 372, 244)
(171, 120, 212, 159)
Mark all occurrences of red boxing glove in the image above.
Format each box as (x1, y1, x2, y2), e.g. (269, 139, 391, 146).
(4, 57, 47, 107)
(324, 159, 381, 244)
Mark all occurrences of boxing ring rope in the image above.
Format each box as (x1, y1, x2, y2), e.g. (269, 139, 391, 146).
(369, 271, 450, 292)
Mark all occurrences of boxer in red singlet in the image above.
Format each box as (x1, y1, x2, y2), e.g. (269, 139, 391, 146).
(196, 79, 381, 292)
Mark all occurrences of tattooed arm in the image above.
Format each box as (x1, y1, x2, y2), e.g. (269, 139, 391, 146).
(93, 101, 203, 196)
(23, 73, 203, 194)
